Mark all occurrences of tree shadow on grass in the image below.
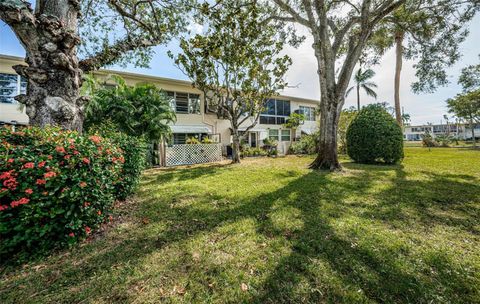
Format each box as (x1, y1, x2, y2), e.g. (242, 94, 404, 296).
(1, 162, 480, 303)
(250, 165, 480, 303)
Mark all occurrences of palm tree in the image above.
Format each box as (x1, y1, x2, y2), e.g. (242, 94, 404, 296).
(346, 68, 378, 111)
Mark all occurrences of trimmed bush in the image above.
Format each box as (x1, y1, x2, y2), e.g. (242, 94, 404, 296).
(0, 126, 123, 257)
(346, 104, 404, 164)
(88, 123, 147, 200)
(288, 134, 318, 155)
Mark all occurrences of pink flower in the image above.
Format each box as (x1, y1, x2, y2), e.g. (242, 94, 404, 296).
(68, 232, 75, 237)
(56, 146, 66, 153)
(85, 226, 91, 234)
(0, 205, 9, 211)
(44, 171, 57, 179)
(84, 202, 91, 207)
(10, 197, 30, 208)
(7, 158, 14, 163)
(23, 162, 35, 169)
(36, 179, 46, 185)
(97, 210, 102, 215)
(38, 161, 46, 168)
(64, 155, 71, 160)
(25, 188, 33, 195)
(82, 157, 90, 164)
(89, 135, 101, 144)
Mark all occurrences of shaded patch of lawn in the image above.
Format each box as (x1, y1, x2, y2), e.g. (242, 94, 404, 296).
(1, 148, 480, 303)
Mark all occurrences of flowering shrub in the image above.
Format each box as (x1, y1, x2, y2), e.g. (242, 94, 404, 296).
(0, 126, 123, 256)
(88, 123, 147, 200)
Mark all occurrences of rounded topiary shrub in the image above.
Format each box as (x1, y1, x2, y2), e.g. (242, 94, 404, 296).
(346, 104, 404, 164)
(0, 126, 124, 257)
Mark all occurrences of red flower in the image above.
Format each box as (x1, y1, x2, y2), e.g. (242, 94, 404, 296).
(23, 162, 35, 169)
(44, 171, 57, 178)
(56, 146, 66, 153)
(0, 205, 9, 211)
(69, 144, 75, 149)
(82, 157, 90, 164)
(3, 178, 18, 190)
(68, 232, 75, 237)
(89, 135, 101, 144)
(84, 201, 91, 207)
(36, 179, 46, 185)
(7, 158, 14, 163)
(79, 181, 87, 188)
(25, 188, 33, 195)
(64, 155, 71, 160)
(73, 150, 79, 155)
(97, 210, 102, 215)
(0, 170, 14, 180)
(10, 197, 29, 208)
(85, 226, 92, 234)
(38, 161, 46, 168)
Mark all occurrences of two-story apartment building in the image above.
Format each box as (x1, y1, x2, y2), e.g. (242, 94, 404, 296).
(404, 123, 480, 141)
(0, 54, 319, 155)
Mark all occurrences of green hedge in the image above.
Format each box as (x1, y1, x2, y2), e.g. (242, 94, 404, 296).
(0, 126, 124, 257)
(346, 104, 404, 164)
(89, 123, 147, 200)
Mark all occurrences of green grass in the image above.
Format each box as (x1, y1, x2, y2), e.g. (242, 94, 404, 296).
(1, 148, 480, 303)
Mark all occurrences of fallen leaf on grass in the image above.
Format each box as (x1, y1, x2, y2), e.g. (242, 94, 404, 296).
(241, 283, 248, 292)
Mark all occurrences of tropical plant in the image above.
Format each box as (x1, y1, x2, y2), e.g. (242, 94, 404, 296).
(174, 0, 291, 163)
(346, 104, 404, 164)
(346, 68, 378, 111)
(84, 75, 176, 142)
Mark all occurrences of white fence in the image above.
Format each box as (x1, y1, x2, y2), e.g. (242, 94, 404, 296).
(165, 143, 223, 166)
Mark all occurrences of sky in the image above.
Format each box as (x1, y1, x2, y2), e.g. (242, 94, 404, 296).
(1, 14, 479, 126)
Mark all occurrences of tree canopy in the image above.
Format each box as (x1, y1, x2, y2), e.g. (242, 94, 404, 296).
(174, 0, 291, 163)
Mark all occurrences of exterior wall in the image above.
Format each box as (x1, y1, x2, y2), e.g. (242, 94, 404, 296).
(0, 55, 29, 125)
(0, 54, 320, 155)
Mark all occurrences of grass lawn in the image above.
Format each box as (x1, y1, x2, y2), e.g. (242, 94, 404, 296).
(1, 147, 480, 303)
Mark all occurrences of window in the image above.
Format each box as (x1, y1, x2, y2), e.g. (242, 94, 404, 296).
(260, 99, 291, 125)
(166, 91, 200, 114)
(281, 130, 291, 141)
(171, 133, 206, 145)
(268, 129, 279, 141)
(0, 73, 27, 104)
(299, 106, 316, 121)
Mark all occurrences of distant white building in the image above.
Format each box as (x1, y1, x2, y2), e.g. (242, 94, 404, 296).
(404, 123, 480, 141)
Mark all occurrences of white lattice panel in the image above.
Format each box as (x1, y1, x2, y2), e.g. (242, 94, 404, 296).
(166, 144, 223, 166)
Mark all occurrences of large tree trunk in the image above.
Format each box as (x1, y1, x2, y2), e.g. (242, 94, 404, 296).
(231, 129, 241, 164)
(1, 0, 86, 131)
(310, 98, 341, 171)
(394, 30, 404, 126)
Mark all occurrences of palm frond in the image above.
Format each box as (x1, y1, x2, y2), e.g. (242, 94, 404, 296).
(362, 85, 378, 99)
